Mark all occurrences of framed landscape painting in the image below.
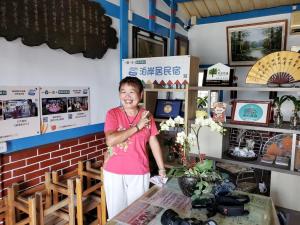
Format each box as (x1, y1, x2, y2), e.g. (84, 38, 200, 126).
(227, 20, 287, 66)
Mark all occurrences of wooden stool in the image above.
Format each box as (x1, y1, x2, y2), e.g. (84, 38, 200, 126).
(7, 183, 38, 225)
(0, 197, 8, 223)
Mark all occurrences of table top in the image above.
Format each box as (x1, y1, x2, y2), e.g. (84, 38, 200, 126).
(107, 179, 280, 225)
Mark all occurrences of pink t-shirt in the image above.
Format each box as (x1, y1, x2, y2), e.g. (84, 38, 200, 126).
(104, 107, 158, 175)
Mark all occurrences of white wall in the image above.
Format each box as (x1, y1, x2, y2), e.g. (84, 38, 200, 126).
(0, 18, 120, 125)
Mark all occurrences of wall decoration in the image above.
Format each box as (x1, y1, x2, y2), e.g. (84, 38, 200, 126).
(176, 36, 189, 55)
(40, 87, 90, 134)
(203, 63, 234, 86)
(132, 27, 167, 58)
(231, 100, 271, 126)
(155, 99, 183, 119)
(227, 20, 287, 66)
(0, 0, 118, 59)
(246, 51, 300, 85)
(122, 55, 193, 88)
(0, 86, 40, 142)
(212, 102, 226, 123)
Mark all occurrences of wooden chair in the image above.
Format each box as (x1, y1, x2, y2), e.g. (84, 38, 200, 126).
(7, 183, 38, 225)
(76, 161, 107, 225)
(0, 197, 8, 223)
(35, 172, 76, 225)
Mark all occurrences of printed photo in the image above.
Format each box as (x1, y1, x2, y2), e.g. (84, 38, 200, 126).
(3, 99, 38, 120)
(0, 101, 3, 120)
(67, 96, 89, 112)
(42, 98, 68, 115)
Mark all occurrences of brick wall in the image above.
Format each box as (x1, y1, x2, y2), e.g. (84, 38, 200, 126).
(0, 132, 107, 198)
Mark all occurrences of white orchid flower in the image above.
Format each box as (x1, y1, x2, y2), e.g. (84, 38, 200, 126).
(166, 118, 176, 127)
(174, 116, 184, 125)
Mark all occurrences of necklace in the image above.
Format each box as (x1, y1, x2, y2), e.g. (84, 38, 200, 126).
(123, 107, 140, 127)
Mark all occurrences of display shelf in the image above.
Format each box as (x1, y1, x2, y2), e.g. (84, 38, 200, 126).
(189, 86, 300, 92)
(223, 120, 300, 135)
(144, 88, 188, 93)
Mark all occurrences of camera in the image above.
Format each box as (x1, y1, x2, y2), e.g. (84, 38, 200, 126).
(161, 209, 217, 225)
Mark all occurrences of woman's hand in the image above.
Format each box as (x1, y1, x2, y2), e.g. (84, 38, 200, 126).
(136, 111, 150, 130)
(159, 168, 166, 177)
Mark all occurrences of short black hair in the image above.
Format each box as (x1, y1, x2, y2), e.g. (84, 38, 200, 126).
(119, 77, 144, 94)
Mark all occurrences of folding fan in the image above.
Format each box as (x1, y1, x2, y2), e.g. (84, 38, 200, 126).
(246, 51, 300, 85)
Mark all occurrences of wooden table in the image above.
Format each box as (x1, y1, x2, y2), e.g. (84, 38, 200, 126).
(107, 179, 280, 225)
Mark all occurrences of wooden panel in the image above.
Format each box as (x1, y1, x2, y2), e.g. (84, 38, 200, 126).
(252, 0, 268, 9)
(193, 0, 211, 17)
(239, 0, 255, 11)
(215, 0, 232, 15)
(227, 0, 243, 13)
(266, 0, 281, 7)
(203, 0, 221, 16)
(184, 2, 201, 17)
(178, 4, 192, 20)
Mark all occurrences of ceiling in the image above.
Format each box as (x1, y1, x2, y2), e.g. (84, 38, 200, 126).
(177, 0, 300, 21)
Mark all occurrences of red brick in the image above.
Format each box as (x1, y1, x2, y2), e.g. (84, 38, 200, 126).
(2, 160, 26, 172)
(88, 151, 102, 160)
(62, 152, 80, 161)
(38, 144, 60, 155)
(3, 176, 24, 188)
(40, 158, 61, 168)
(27, 154, 50, 165)
(19, 178, 40, 191)
(25, 168, 49, 180)
(71, 155, 87, 165)
(97, 143, 107, 150)
(71, 143, 88, 152)
(79, 135, 95, 144)
(1, 171, 12, 180)
(89, 140, 102, 147)
(96, 133, 105, 139)
(50, 161, 70, 172)
(2, 154, 10, 164)
(13, 163, 39, 177)
(62, 165, 77, 174)
(96, 155, 104, 163)
(10, 148, 37, 162)
(82, 147, 96, 156)
(51, 148, 70, 158)
(60, 139, 78, 148)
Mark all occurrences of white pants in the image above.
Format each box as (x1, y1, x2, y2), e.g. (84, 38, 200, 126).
(103, 170, 150, 219)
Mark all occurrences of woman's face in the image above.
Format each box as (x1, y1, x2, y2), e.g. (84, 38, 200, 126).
(119, 83, 142, 110)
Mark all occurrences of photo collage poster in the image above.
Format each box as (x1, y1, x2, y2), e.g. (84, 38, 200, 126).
(40, 87, 90, 134)
(0, 86, 40, 142)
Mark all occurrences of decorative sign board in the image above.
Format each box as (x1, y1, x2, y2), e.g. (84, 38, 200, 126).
(122, 56, 192, 88)
(0, 86, 40, 142)
(40, 87, 90, 134)
(203, 63, 234, 86)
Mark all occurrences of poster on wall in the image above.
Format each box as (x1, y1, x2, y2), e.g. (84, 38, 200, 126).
(0, 86, 40, 142)
(40, 87, 90, 134)
(122, 55, 191, 88)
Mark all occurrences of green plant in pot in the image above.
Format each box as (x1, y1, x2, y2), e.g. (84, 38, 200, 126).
(286, 96, 300, 128)
(167, 160, 222, 199)
(273, 95, 289, 127)
(196, 96, 208, 118)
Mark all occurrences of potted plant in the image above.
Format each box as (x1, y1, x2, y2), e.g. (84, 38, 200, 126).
(196, 96, 208, 118)
(273, 95, 289, 127)
(286, 96, 300, 128)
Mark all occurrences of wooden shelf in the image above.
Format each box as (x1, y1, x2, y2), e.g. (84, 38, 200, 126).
(144, 88, 187, 92)
(189, 86, 300, 92)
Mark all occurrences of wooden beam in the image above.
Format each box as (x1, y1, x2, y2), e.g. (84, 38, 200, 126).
(184, 2, 201, 16)
(252, 0, 268, 9)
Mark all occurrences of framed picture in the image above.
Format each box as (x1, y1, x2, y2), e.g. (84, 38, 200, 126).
(155, 99, 183, 119)
(231, 100, 271, 126)
(132, 27, 167, 58)
(176, 36, 189, 55)
(227, 20, 287, 66)
(203, 69, 234, 86)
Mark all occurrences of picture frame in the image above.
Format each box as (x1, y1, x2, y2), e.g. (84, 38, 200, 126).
(155, 99, 183, 119)
(176, 36, 189, 55)
(231, 100, 271, 126)
(132, 27, 167, 58)
(203, 69, 234, 86)
(227, 20, 287, 66)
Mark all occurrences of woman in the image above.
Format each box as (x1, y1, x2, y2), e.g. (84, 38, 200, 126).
(103, 76, 166, 219)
